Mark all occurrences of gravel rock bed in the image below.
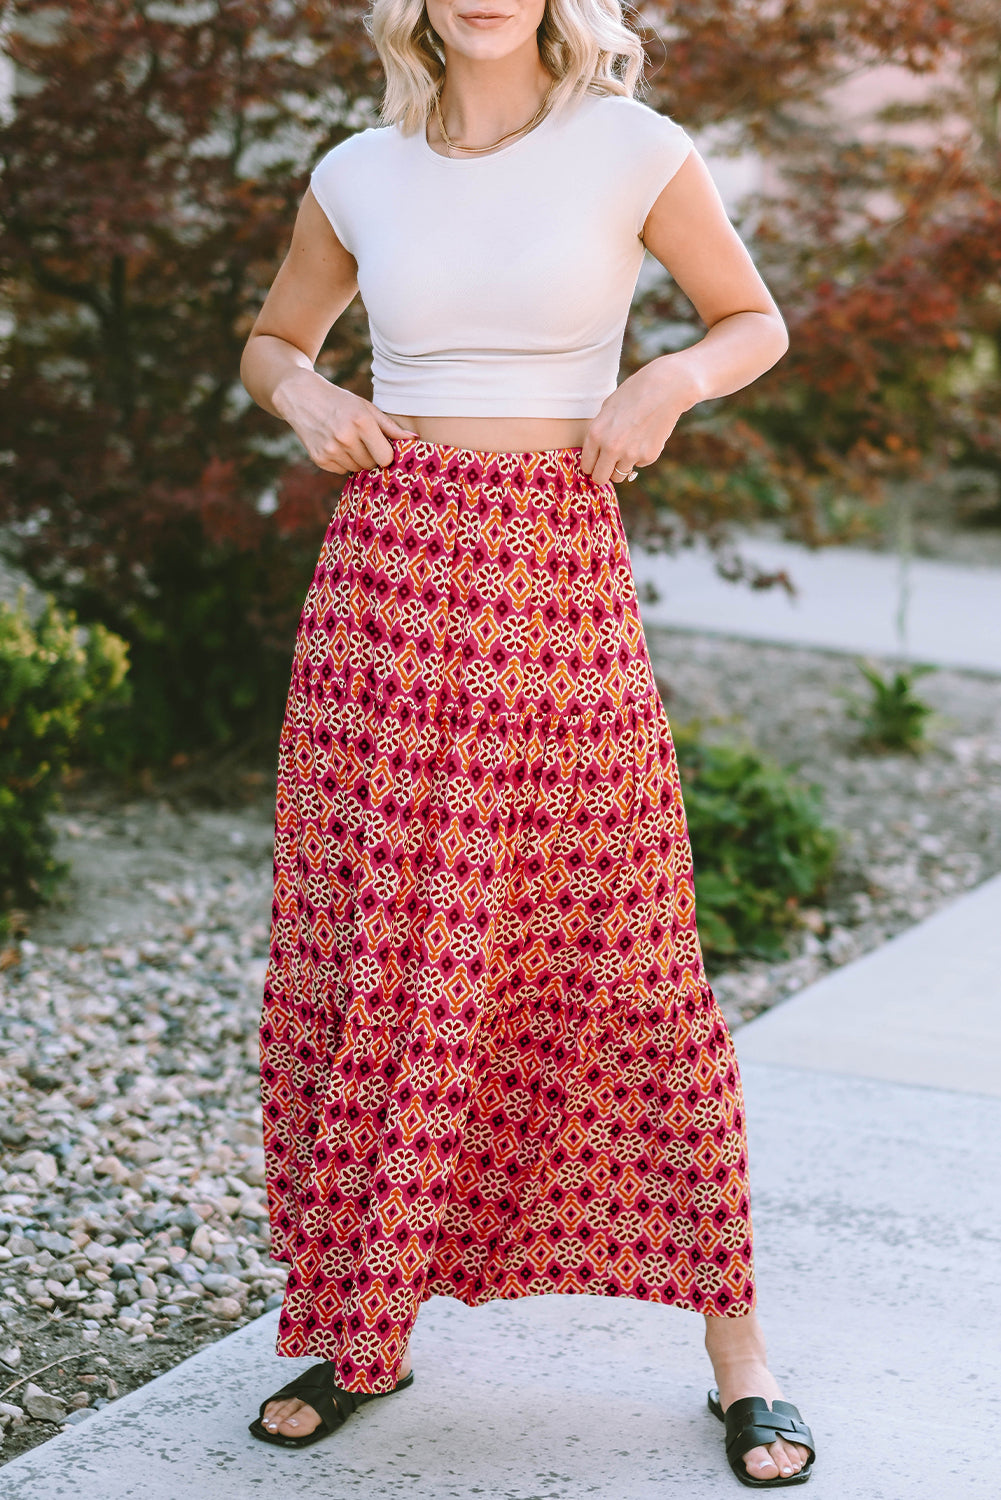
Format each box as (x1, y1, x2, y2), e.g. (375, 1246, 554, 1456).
(648, 629, 1001, 1020)
(0, 803, 280, 1466)
(2, 627, 1000, 1466)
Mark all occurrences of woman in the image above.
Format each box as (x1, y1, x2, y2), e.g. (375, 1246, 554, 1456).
(239, 1, 815, 1488)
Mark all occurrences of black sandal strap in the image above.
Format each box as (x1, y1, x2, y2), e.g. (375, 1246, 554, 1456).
(257, 1361, 359, 1434)
(723, 1397, 816, 1466)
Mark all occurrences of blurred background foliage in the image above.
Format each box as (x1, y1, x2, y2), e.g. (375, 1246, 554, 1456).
(0, 0, 999, 765)
(670, 722, 839, 962)
(844, 659, 938, 752)
(0, 593, 130, 932)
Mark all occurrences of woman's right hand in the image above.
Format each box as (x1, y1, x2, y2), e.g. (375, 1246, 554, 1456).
(273, 368, 417, 474)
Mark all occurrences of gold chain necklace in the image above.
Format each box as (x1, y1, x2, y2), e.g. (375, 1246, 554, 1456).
(432, 83, 555, 158)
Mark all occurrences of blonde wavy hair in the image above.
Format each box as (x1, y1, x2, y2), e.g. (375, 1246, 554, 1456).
(368, 1, 647, 135)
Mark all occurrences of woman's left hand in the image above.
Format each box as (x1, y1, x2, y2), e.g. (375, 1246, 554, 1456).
(580, 356, 700, 488)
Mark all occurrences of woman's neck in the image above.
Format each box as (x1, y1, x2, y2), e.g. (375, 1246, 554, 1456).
(435, 42, 552, 150)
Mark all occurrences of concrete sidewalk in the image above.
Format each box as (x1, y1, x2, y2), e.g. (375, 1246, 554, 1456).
(632, 535, 1001, 674)
(736, 869, 1001, 1096)
(4, 877, 1000, 1498)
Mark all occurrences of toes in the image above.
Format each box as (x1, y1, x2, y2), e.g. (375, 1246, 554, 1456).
(743, 1444, 780, 1480)
(261, 1397, 300, 1432)
(738, 1437, 810, 1479)
(278, 1401, 320, 1436)
(260, 1394, 323, 1438)
(769, 1439, 805, 1477)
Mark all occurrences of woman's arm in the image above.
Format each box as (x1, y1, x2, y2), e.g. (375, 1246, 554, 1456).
(240, 189, 415, 473)
(580, 148, 789, 488)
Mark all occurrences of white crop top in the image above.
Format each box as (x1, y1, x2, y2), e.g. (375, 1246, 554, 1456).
(309, 92, 694, 418)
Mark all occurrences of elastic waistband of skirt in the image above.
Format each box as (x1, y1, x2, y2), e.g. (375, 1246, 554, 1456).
(378, 435, 606, 498)
(391, 434, 584, 460)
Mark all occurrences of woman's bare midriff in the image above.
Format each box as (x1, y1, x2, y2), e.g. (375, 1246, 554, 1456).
(386, 414, 591, 453)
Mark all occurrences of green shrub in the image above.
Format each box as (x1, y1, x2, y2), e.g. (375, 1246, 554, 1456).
(0, 594, 130, 930)
(672, 725, 838, 963)
(41, 513, 326, 767)
(846, 659, 935, 753)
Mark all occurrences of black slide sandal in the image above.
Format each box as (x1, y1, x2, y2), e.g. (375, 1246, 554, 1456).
(708, 1388, 816, 1488)
(248, 1362, 414, 1449)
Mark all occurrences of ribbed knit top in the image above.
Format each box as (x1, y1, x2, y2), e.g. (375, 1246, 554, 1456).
(309, 92, 694, 418)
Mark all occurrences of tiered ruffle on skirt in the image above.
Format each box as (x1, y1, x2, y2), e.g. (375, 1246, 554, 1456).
(260, 439, 755, 1392)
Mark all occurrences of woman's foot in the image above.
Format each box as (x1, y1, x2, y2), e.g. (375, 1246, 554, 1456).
(260, 1354, 413, 1438)
(704, 1312, 811, 1483)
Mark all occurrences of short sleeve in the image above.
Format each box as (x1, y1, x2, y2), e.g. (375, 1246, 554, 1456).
(632, 109, 695, 233)
(308, 140, 357, 254)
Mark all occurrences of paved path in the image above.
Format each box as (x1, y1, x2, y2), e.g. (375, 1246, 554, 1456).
(631, 535, 1001, 674)
(737, 869, 1001, 1095)
(4, 875, 1000, 1497)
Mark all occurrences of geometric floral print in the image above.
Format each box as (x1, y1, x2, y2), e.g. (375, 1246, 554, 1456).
(259, 438, 755, 1394)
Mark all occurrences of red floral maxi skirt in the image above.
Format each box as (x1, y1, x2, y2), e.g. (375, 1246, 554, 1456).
(259, 438, 755, 1392)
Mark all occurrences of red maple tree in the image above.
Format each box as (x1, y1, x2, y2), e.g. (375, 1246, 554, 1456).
(1, 1, 997, 756)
